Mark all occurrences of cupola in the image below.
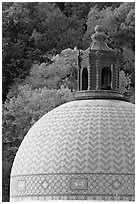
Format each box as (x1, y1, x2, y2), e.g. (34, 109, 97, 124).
(75, 25, 126, 101)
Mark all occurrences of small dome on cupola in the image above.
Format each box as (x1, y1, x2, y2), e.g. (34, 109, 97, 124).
(10, 25, 135, 201)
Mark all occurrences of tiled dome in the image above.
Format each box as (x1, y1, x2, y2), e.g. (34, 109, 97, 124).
(10, 99, 135, 201)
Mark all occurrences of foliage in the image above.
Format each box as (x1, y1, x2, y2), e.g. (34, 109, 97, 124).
(10, 48, 79, 92)
(119, 70, 131, 94)
(119, 70, 135, 103)
(61, 2, 121, 18)
(2, 2, 85, 101)
(121, 47, 135, 85)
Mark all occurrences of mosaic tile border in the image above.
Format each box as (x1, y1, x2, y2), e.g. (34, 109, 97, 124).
(10, 173, 135, 201)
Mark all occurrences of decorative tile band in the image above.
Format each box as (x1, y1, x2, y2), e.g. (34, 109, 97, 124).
(10, 173, 135, 201)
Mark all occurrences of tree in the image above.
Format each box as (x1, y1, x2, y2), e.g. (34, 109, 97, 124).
(9, 48, 79, 93)
(119, 70, 134, 103)
(2, 2, 37, 101)
(117, 47, 134, 89)
(2, 2, 84, 102)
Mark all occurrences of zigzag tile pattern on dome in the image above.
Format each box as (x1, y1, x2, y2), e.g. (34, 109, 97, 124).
(11, 100, 135, 175)
(10, 100, 135, 201)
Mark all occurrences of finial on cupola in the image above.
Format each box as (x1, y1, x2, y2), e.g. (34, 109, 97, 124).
(90, 25, 112, 51)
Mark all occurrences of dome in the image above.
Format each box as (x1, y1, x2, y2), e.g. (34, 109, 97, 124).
(10, 99, 135, 201)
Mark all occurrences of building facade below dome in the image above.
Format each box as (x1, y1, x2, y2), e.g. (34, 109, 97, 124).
(10, 100, 135, 201)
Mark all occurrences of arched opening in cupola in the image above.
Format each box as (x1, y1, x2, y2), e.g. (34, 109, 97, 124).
(101, 67, 111, 90)
(82, 68, 88, 90)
